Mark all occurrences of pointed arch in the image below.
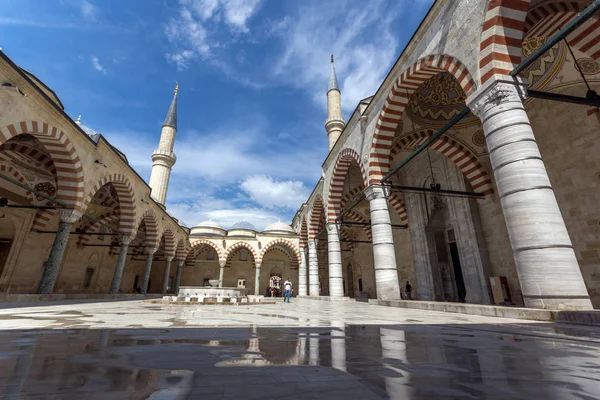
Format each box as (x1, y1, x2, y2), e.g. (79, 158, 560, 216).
(308, 195, 326, 240)
(368, 55, 477, 184)
(160, 228, 177, 258)
(225, 241, 258, 263)
(82, 174, 137, 235)
(258, 238, 301, 265)
(299, 217, 308, 249)
(138, 209, 159, 249)
(0, 164, 34, 204)
(327, 148, 368, 222)
(190, 239, 225, 263)
(175, 238, 191, 262)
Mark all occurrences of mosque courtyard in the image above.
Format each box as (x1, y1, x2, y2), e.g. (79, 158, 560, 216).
(0, 298, 599, 399)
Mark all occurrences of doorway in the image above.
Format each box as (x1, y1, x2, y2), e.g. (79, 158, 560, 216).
(448, 229, 466, 302)
(346, 263, 355, 298)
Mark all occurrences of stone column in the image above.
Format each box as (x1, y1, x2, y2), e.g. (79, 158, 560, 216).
(141, 247, 156, 294)
(37, 209, 79, 294)
(218, 261, 226, 288)
(365, 185, 401, 301)
(467, 76, 592, 310)
(174, 259, 184, 294)
(161, 256, 173, 294)
(109, 235, 133, 294)
(254, 262, 261, 295)
(298, 247, 308, 296)
(327, 223, 344, 298)
(308, 239, 319, 296)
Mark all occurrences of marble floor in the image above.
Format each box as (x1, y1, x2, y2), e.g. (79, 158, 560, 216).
(0, 298, 599, 399)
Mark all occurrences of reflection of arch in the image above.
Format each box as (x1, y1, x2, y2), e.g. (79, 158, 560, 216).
(258, 239, 300, 265)
(224, 242, 257, 263)
(391, 129, 493, 194)
(327, 148, 368, 222)
(82, 174, 137, 235)
(190, 239, 224, 263)
(0, 122, 86, 227)
(368, 55, 476, 184)
(160, 228, 176, 258)
(138, 210, 159, 249)
(0, 164, 34, 204)
(308, 195, 325, 240)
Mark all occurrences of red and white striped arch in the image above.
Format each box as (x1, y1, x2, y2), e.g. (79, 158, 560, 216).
(160, 228, 177, 259)
(76, 211, 119, 246)
(338, 187, 372, 239)
(225, 242, 258, 263)
(479, 0, 600, 84)
(138, 209, 159, 250)
(0, 164, 34, 204)
(0, 142, 56, 176)
(327, 148, 368, 222)
(82, 174, 137, 236)
(308, 195, 326, 240)
(190, 239, 225, 263)
(299, 217, 308, 249)
(388, 193, 409, 224)
(390, 129, 494, 195)
(175, 238, 191, 262)
(258, 238, 301, 265)
(368, 55, 477, 184)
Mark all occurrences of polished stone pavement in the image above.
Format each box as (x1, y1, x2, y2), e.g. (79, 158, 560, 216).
(0, 298, 599, 399)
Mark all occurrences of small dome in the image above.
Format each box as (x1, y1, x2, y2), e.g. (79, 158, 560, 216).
(195, 220, 223, 230)
(263, 221, 295, 234)
(231, 221, 256, 231)
(190, 220, 226, 237)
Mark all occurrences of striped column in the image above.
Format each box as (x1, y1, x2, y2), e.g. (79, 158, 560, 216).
(298, 248, 308, 296)
(308, 240, 319, 296)
(37, 210, 80, 294)
(109, 235, 133, 294)
(141, 248, 156, 294)
(161, 256, 173, 294)
(327, 223, 344, 298)
(365, 185, 401, 301)
(467, 76, 592, 310)
(254, 263, 261, 295)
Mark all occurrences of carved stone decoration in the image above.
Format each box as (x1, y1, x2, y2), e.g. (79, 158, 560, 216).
(34, 182, 56, 201)
(575, 58, 600, 75)
(467, 78, 526, 118)
(472, 131, 486, 147)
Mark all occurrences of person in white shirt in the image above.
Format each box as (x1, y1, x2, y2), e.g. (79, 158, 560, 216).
(283, 278, 292, 303)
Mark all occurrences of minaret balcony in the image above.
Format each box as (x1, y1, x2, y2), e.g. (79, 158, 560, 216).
(152, 149, 177, 164)
(324, 116, 346, 131)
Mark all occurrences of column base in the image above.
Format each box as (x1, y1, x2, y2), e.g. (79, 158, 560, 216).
(523, 296, 593, 310)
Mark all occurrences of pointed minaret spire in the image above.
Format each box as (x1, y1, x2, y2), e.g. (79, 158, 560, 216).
(325, 54, 345, 152)
(149, 83, 179, 207)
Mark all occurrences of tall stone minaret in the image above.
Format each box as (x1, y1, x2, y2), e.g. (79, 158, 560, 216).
(325, 55, 345, 151)
(149, 84, 178, 207)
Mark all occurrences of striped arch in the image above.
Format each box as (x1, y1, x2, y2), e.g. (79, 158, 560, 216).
(388, 193, 408, 224)
(390, 129, 494, 194)
(258, 238, 301, 265)
(0, 142, 56, 176)
(299, 217, 308, 249)
(308, 195, 326, 240)
(77, 211, 118, 246)
(82, 174, 137, 235)
(327, 148, 368, 222)
(225, 242, 258, 263)
(175, 239, 191, 262)
(369, 55, 477, 184)
(160, 228, 177, 258)
(138, 209, 159, 249)
(338, 186, 371, 239)
(0, 122, 85, 229)
(190, 239, 225, 263)
(0, 164, 34, 204)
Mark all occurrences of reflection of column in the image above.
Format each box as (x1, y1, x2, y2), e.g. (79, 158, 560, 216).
(109, 235, 133, 294)
(161, 256, 173, 294)
(141, 248, 156, 294)
(299, 248, 308, 296)
(327, 223, 344, 298)
(365, 185, 401, 301)
(174, 260, 184, 294)
(219, 261, 226, 288)
(38, 210, 79, 294)
(331, 320, 346, 372)
(380, 327, 410, 398)
(298, 333, 307, 364)
(309, 333, 319, 366)
(308, 240, 319, 296)
(467, 77, 592, 310)
(254, 263, 261, 295)
(4, 338, 37, 399)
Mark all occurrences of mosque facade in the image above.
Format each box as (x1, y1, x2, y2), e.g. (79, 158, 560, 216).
(1, 0, 600, 310)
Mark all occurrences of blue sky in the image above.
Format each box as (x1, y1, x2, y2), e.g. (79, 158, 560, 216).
(0, 0, 433, 229)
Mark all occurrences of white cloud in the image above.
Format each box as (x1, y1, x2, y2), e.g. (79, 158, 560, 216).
(91, 56, 106, 74)
(241, 175, 310, 209)
(79, 0, 99, 21)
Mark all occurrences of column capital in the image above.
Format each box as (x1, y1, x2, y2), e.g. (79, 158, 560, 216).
(176, 259, 185, 266)
(466, 75, 528, 118)
(326, 222, 340, 233)
(255, 262, 261, 268)
(145, 247, 157, 255)
(165, 255, 174, 262)
(119, 235, 134, 245)
(57, 209, 81, 224)
(308, 239, 317, 249)
(364, 184, 390, 201)
(219, 261, 227, 268)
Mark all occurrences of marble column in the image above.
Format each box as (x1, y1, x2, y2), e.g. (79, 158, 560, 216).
(254, 262, 261, 295)
(365, 185, 401, 301)
(298, 247, 308, 296)
(141, 247, 156, 294)
(467, 76, 592, 310)
(174, 259, 184, 294)
(109, 235, 133, 294)
(161, 256, 173, 294)
(331, 320, 347, 372)
(218, 261, 226, 288)
(308, 239, 319, 296)
(327, 223, 344, 298)
(37, 209, 79, 294)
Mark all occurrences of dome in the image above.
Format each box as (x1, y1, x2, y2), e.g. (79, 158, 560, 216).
(195, 220, 223, 230)
(231, 221, 256, 231)
(263, 221, 295, 235)
(190, 220, 226, 237)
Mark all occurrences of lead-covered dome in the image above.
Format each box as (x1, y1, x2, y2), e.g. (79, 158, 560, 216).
(228, 221, 256, 237)
(190, 220, 226, 237)
(263, 221, 295, 235)
(231, 221, 256, 231)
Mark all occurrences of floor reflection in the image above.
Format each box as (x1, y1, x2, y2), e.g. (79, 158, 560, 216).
(0, 322, 599, 399)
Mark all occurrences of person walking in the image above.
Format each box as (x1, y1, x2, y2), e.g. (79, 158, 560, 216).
(283, 278, 292, 303)
(405, 281, 412, 300)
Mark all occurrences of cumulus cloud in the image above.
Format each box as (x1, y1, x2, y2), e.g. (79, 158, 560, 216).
(241, 175, 310, 209)
(91, 56, 106, 74)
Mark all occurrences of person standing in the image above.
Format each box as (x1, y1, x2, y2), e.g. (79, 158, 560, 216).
(405, 281, 412, 300)
(283, 278, 292, 303)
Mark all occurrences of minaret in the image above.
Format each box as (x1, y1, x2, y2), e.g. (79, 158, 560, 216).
(325, 55, 345, 151)
(149, 84, 178, 207)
